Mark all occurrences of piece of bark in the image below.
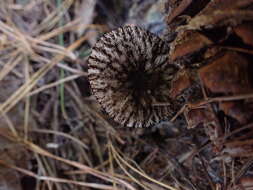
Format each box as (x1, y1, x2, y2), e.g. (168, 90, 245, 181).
(170, 30, 212, 61)
(199, 51, 253, 95)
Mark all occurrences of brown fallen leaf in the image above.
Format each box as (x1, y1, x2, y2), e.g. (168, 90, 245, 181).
(169, 69, 193, 99)
(184, 0, 253, 30)
(170, 30, 212, 61)
(198, 51, 253, 95)
(219, 101, 253, 125)
(234, 23, 253, 47)
(223, 139, 253, 157)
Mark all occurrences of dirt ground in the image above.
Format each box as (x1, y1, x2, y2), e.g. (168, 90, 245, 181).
(0, 0, 253, 190)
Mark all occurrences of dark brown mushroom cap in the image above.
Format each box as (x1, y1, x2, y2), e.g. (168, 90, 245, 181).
(88, 25, 178, 127)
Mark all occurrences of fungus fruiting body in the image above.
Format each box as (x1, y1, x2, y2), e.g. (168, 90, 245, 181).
(88, 25, 178, 127)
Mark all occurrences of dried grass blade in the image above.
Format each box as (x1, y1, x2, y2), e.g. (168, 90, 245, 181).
(0, 33, 92, 116)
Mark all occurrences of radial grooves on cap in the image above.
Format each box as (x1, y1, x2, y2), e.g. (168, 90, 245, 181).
(88, 25, 178, 127)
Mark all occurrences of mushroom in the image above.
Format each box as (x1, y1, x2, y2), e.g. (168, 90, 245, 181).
(88, 25, 178, 127)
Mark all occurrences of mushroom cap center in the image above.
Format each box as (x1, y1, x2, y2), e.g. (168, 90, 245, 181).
(88, 25, 179, 127)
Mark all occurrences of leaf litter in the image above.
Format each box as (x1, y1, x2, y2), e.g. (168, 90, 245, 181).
(0, 0, 253, 190)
